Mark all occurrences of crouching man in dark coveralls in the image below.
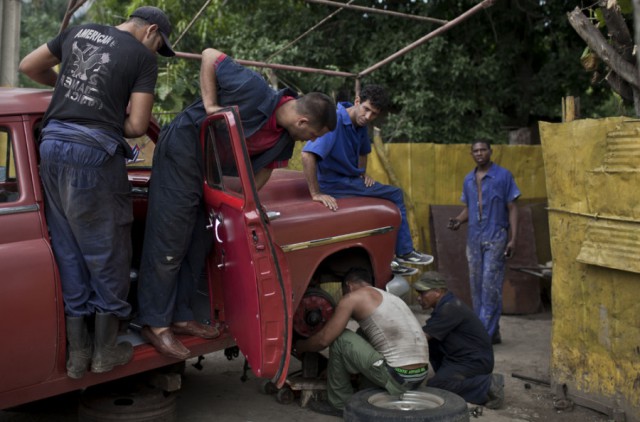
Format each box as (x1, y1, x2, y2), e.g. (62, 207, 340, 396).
(414, 271, 504, 409)
(295, 268, 429, 417)
(136, 47, 336, 360)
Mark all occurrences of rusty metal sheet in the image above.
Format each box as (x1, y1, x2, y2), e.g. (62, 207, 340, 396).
(429, 204, 541, 314)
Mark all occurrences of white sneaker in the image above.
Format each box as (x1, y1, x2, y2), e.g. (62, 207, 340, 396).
(396, 250, 434, 266)
(391, 259, 418, 276)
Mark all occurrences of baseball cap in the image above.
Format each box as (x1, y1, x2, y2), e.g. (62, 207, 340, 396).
(413, 271, 447, 292)
(130, 6, 175, 57)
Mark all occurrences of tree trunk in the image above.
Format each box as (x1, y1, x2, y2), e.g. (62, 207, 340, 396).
(599, 0, 634, 62)
(606, 71, 633, 101)
(568, 7, 640, 115)
(633, 0, 640, 76)
(0, 0, 21, 87)
(371, 128, 420, 249)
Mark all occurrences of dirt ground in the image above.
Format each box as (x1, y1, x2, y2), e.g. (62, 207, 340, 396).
(0, 308, 613, 422)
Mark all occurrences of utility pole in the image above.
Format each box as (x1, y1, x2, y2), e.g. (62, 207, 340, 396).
(0, 0, 22, 87)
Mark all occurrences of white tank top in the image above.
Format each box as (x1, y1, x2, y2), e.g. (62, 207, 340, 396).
(359, 288, 429, 368)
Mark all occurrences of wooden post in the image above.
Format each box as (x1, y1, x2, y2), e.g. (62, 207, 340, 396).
(562, 96, 580, 122)
(0, 0, 21, 87)
(371, 128, 421, 250)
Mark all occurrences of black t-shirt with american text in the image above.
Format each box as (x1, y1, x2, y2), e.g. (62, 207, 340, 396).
(44, 23, 158, 136)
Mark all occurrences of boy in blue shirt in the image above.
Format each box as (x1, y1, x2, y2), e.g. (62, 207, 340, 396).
(302, 85, 433, 275)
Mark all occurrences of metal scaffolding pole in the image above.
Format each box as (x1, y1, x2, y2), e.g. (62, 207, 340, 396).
(305, 0, 447, 25)
(176, 51, 357, 79)
(358, 0, 497, 77)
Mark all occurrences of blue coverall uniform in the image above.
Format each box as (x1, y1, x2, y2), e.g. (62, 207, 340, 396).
(461, 162, 520, 337)
(137, 56, 296, 327)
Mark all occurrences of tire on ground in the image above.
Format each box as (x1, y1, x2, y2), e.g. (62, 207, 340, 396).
(343, 386, 469, 422)
(78, 384, 176, 422)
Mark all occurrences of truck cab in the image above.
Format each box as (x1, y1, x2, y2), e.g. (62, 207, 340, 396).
(0, 88, 401, 409)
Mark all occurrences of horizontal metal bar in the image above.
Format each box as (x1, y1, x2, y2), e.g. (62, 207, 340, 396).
(305, 0, 448, 25)
(175, 52, 357, 78)
(358, 0, 498, 77)
(511, 372, 551, 386)
(546, 207, 640, 224)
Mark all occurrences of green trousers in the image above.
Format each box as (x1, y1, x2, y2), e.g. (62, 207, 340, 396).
(327, 330, 407, 409)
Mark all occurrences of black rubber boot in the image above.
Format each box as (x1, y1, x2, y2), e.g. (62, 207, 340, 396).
(66, 316, 92, 379)
(91, 312, 133, 373)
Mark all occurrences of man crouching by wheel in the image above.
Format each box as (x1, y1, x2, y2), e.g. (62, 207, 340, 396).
(294, 267, 429, 417)
(414, 271, 504, 409)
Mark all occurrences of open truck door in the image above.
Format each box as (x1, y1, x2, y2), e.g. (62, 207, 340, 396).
(200, 107, 292, 387)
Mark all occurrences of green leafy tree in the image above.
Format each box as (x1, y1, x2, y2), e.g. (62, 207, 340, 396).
(19, 0, 621, 142)
(18, 0, 88, 87)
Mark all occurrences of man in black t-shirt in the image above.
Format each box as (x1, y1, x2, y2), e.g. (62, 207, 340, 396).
(414, 271, 504, 409)
(19, 6, 174, 380)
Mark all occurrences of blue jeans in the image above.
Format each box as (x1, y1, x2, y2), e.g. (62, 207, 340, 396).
(39, 139, 132, 318)
(319, 177, 413, 256)
(466, 228, 507, 337)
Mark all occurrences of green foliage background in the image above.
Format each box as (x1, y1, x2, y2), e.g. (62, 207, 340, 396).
(18, 0, 632, 143)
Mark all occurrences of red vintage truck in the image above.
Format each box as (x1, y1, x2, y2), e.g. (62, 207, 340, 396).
(0, 87, 401, 409)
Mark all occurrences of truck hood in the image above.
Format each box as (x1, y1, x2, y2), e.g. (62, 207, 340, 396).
(258, 170, 401, 249)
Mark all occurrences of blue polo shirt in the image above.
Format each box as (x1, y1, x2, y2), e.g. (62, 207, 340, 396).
(461, 162, 520, 242)
(302, 102, 371, 184)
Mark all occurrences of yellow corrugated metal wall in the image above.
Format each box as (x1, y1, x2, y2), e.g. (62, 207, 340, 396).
(540, 117, 640, 421)
(0, 131, 14, 177)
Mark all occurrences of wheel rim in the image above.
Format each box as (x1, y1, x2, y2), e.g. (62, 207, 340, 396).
(367, 391, 445, 411)
(293, 288, 336, 337)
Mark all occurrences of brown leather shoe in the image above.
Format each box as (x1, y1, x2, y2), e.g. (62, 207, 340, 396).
(171, 321, 220, 339)
(141, 326, 190, 360)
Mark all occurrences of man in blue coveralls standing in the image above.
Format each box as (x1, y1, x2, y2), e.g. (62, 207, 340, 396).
(447, 140, 520, 344)
(301, 85, 433, 276)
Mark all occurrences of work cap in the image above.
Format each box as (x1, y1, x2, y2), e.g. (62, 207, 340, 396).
(130, 6, 175, 57)
(413, 271, 447, 292)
